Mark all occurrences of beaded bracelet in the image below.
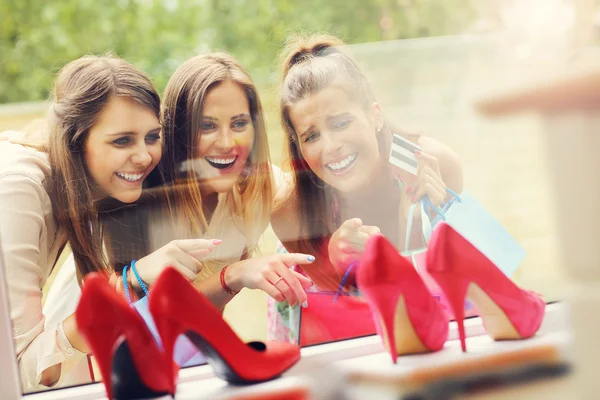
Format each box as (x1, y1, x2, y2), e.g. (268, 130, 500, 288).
(122, 265, 132, 304)
(130, 260, 149, 298)
(220, 265, 239, 295)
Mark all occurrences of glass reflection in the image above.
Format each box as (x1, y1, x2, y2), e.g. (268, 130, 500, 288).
(0, 30, 567, 395)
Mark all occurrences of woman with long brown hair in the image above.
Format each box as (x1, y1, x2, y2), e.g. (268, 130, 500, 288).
(0, 55, 218, 391)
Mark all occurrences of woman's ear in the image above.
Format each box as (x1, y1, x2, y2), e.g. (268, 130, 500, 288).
(372, 102, 383, 131)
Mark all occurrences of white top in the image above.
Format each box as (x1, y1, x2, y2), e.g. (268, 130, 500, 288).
(0, 132, 86, 392)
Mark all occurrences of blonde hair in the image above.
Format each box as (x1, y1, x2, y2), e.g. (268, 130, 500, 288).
(161, 53, 273, 265)
(48, 55, 161, 278)
(279, 34, 391, 249)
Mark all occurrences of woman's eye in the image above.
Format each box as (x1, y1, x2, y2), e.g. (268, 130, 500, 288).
(112, 137, 130, 146)
(304, 131, 319, 143)
(202, 123, 217, 131)
(232, 119, 249, 130)
(333, 119, 352, 129)
(145, 133, 161, 144)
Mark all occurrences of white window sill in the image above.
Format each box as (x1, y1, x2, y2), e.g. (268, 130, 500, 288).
(25, 302, 569, 400)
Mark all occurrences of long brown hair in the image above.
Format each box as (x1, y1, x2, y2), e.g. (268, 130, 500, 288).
(279, 34, 392, 250)
(47, 55, 161, 278)
(161, 53, 272, 258)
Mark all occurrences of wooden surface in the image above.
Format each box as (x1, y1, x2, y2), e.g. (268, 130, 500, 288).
(339, 330, 574, 400)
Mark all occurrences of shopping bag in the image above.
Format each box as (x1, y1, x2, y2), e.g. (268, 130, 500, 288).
(426, 189, 526, 278)
(132, 296, 206, 367)
(402, 200, 479, 319)
(299, 289, 376, 346)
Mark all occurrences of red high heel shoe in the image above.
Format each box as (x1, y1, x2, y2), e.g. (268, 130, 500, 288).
(149, 267, 301, 384)
(75, 273, 176, 399)
(356, 235, 448, 363)
(427, 222, 545, 352)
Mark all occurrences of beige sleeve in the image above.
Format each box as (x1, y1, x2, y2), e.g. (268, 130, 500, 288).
(0, 174, 82, 391)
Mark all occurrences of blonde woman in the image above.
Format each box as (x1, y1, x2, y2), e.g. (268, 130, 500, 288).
(151, 52, 315, 307)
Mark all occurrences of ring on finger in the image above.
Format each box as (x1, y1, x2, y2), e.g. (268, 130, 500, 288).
(273, 276, 284, 286)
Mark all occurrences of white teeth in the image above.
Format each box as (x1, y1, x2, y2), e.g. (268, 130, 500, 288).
(206, 157, 236, 164)
(326, 154, 357, 171)
(116, 172, 144, 182)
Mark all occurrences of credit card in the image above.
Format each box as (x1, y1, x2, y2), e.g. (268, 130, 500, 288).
(389, 133, 420, 175)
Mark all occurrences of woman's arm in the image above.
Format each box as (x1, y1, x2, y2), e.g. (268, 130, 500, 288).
(61, 314, 90, 353)
(399, 136, 464, 250)
(270, 171, 349, 291)
(195, 247, 315, 310)
(0, 173, 87, 390)
(194, 275, 237, 310)
(420, 136, 463, 195)
(192, 165, 316, 307)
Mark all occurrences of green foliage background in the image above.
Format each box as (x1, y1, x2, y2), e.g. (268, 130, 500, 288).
(0, 0, 477, 104)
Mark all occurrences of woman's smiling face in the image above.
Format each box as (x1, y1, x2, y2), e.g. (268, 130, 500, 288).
(289, 83, 383, 193)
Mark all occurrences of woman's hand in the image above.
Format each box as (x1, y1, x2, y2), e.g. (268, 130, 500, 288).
(401, 151, 446, 217)
(328, 218, 380, 268)
(224, 253, 315, 307)
(133, 239, 221, 287)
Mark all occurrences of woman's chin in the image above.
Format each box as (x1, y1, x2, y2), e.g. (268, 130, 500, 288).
(200, 176, 240, 195)
(324, 172, 368, 194)
(109, 188, 143, 204)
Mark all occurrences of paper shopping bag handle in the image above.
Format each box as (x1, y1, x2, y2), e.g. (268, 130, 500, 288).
(404, 200, 432, 252)
(405, 188, 462, 252)
(422, 188, 462, 219)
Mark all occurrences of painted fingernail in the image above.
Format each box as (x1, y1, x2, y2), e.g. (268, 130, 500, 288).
(406, 186, 413, 193)
(213, 239, 222, 245)
(302, 301, 308, 308)
(415, 150, 421, 155)
(307, 255, 315, 262)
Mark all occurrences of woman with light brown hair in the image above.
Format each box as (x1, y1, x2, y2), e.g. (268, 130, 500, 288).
(272, 34, 463, 290)
(0, 55, 219, 391)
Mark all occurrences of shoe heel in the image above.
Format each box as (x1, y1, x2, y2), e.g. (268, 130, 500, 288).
(153, 313, 183, 377)
(112, 340, 173, 399)
(362, 287, 399, 364)
(430, 272, 469, 352)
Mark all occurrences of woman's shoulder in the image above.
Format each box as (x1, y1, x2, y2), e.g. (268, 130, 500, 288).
(393, 129, 459, 166)
(270, 164, 296, 214)
(417, 135, 463, 192)
(0, 131, 51, 186)
(271, 163, 291, 188)
(417, 135, 456, 157)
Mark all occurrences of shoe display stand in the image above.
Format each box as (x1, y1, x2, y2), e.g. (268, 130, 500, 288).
(24, 303, 571, 400)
